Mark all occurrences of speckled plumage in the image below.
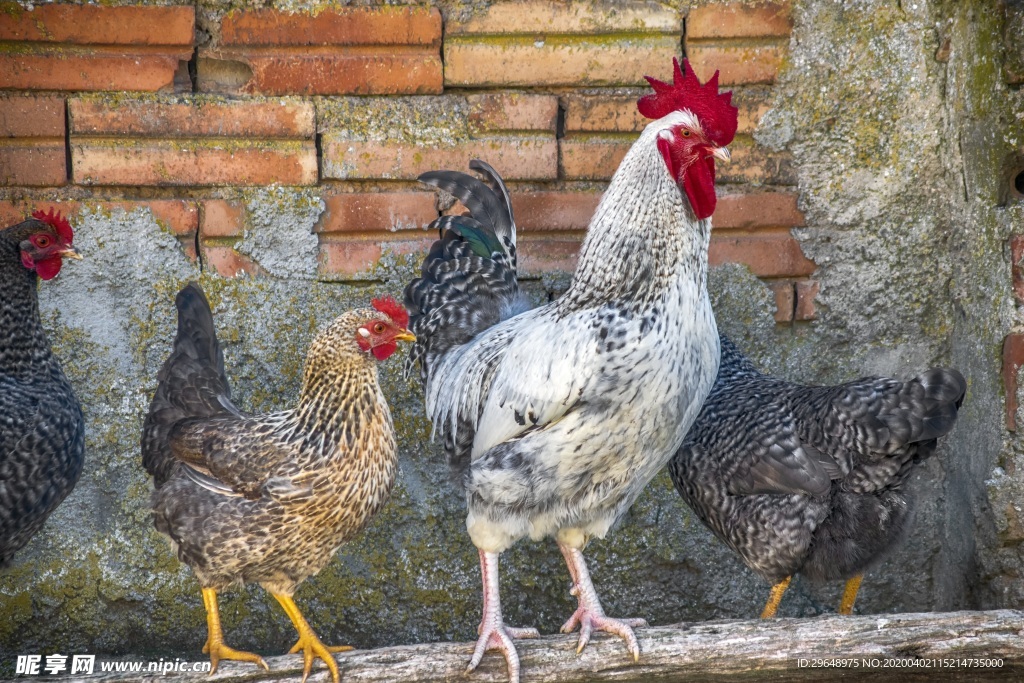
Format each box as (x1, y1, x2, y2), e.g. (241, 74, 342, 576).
(0, 218, 84, 566)
(142, 284, 400, 596)
(669, 335, 967, 588)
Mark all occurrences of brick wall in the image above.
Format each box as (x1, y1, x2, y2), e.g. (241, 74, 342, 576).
(0, 0, 817, 322)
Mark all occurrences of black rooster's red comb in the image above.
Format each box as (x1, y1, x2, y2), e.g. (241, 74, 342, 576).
(637, 58, 738, 148)
(31, 208, 74, 244)
(372, 296, 410, 328)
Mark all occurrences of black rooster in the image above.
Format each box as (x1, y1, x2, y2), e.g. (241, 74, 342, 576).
(669, 335, 966, 617)
(0, 210, 84, 565)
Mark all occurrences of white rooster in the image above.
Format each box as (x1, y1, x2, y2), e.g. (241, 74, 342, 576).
(404, 58, 738, 682)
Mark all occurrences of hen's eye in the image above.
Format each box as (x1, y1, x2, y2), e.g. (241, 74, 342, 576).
(36, 236, 50, 247)
(681, 130, 691, 137)
(373, 323, 386, 334)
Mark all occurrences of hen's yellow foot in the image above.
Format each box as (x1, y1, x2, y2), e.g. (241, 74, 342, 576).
(200, 588, 269, 674)
(838, 574, 863, 615)
(288, 640, 353, 655)
(273, 593, 341, 683)
(760, 576, 792, 619)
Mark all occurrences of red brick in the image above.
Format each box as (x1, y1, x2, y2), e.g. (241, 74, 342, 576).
(200, 52, 442, 96)
(0, 5, 194, 45)
(70, 98, 314, 139)
(319, 240, 383, 280)
(511, 191, 603, 231)
(322, 137, 557, 181)
(202, 245, 260, 278)
(560, 136, 632, 181)
(319, 193, 437, 234)
(220, 6, 441, 46)
(468, 94, 559, 133)
(0, 52, 188, 92)
(0, 144, 66, 186)
(794, 280, 819, 320)
(1004, 333, 1024, 431)
(767, 280, 796, 323)
(447, 1, 680, 35)
(518, 235, 584, 276)
(718, 140, 797, 185)
(709, 231, 816, 277)
(563, 89, 770, 136)
(0, 95, 65, 138)
(201, 201, 246, 238)
(1011, 235, 1024, 302)
(71, 141, 318, 187)
(714, 192, 804, 230)
(445, 37, 680, 88)
(687, 44, 787, 85)
(686, 2, 793, 39)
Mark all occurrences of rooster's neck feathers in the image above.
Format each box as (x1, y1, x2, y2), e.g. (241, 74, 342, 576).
(559, 116, 710, 313)
(0, 224, 57, 377)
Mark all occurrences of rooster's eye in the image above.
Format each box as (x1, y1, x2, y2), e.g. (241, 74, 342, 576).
(373, 323, 386, 334)
(681, 130, 691, 137)
(36, 236, 50, 247)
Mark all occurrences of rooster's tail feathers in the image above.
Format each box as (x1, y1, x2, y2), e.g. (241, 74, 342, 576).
(141, 283, 238, 486)
(404, 161, 527, 382)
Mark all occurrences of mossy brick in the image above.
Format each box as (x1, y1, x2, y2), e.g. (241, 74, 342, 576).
(687, 44, 788, 85)
(714, 192, 805, 230)
(467, 93, 559, 133)
(202, 244, 261, 278)
(0, 145, 66, 187)
(70, 96, 315, 139)
(709, 231, 817, 278)
(201, 200, 246, 238)
(0, 200, 199, 236)
(321, 137, 557, 181)
(71, 140, 318, 187)
(686, 2, 794, 39)
(445, 35, 681, 88)
(319, 193, 437, 234)
(794, 280, 820, 320)
(0, 94, 65, 138)
(0, 52, 190, 92)
(0, 4, 194, 45)
(445, 0, 680, 35)
(219, 6, 441, 46)
(511, 191, 603, 232)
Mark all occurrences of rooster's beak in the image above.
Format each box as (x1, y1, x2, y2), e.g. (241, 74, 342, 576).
(711, 146, 731, 164)
(60, 246, 83, 260)
(394, 330, 417, 343)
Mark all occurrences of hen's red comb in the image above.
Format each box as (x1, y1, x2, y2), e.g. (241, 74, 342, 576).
(637, 58, 738, 148)
(31, 208, 74, 244)
(372, 296, 409, 328)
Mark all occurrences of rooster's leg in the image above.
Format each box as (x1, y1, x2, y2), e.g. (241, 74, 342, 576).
(467, 549, 539, 683)
(272, 593, 343, 683)
(760, 576, 792, 618)
(838, 574, 863, 615)
(557, 542, 647, 661)
(200, 588, 269, 674)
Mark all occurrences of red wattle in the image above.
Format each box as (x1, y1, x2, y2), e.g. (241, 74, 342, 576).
(372, 341, 398, 361)
(34, 256, 63, 281)
(682, 157, 717, 220)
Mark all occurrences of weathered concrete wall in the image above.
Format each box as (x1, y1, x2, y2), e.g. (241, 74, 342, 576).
(1, 0, 1022, 671)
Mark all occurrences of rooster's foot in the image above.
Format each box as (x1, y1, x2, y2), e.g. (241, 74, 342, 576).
(467, 622, 539, 683)
(560, 606, 646, 660)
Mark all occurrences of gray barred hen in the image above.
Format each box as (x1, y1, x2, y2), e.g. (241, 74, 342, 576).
(669, 335, 966, 618)
(404, 57, 737, 683)
(0, 210, 83, 566)
(142, 283, 414, 683)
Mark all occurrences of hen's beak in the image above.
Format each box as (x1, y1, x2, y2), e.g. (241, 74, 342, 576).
(59, 246, 83, 260)
(711, 146, 731, 164)
(394, 330, 416, 343)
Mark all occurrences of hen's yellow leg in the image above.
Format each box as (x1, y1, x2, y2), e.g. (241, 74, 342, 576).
(273, 593, 344, 683)
(838, 574, 864, 615)
(200, 588, 269, 674)
(760, 576, 792, 619)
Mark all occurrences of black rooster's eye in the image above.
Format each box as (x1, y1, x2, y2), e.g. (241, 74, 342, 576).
(373, 323, 386, 334)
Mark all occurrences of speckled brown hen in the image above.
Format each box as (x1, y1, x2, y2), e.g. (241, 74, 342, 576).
(141, 283, 414, 683)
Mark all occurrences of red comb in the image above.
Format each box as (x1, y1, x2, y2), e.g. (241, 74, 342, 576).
(372, 296, 409, 328)
(637, 58, 738, 148)
(31, 208, 74, 244)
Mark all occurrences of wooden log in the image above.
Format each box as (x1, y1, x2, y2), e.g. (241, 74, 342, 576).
(69, 610, 1024, 683)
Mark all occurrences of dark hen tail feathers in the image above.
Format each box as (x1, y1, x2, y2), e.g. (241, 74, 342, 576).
(403, 160, 531, 381)
(141, 283, 239, 486)
(880, 368, 967, 453)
